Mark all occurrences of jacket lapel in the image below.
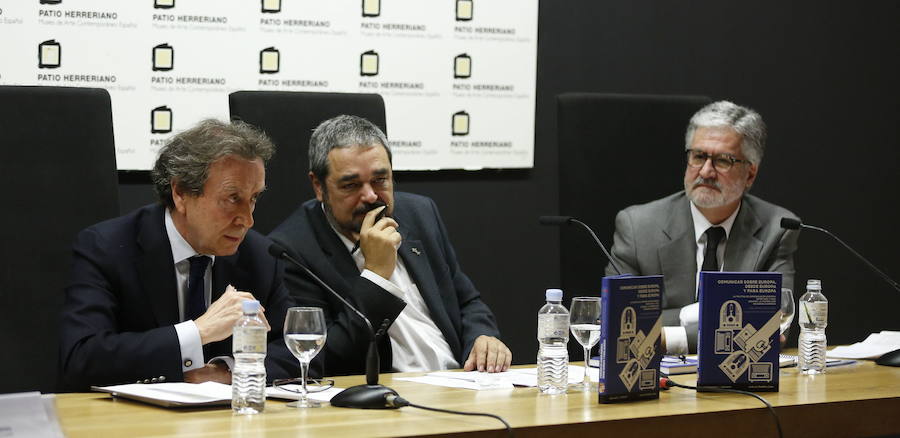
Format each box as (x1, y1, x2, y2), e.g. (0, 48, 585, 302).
(136, 205, 180, 327)
(308, 203, 359, 294)
(658, 196, 699, 307)
(396, 227, 461, 357)
(724, 198, 764, 271)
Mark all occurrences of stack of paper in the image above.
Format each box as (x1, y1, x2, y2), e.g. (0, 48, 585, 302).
(395, 366, 599, 390)
(828, 331, 900, 359)
(0, 392, 64, 438)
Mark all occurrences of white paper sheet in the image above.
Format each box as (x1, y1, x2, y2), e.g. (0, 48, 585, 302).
(395, 366, 599, 390)
(828, 331, 900, 359)
(93, 382, 233, 406)
(0, 392, 65, 438)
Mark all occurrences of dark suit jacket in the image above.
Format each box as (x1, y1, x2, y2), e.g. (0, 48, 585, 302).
(59, 204, 299, 390)
(269, 192, 501, 376)
(605, 192, 800, 351)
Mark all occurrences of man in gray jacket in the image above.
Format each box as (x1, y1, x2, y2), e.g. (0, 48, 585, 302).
(605, 101, 799, 353)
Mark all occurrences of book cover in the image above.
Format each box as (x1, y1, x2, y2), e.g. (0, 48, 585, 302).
(598, 275, 663, 403)
(697, 271, 781, 391)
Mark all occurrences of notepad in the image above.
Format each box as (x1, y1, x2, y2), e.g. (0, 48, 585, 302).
(362, 0, 380, 17)
(93, 382, 233, 407)
(153, 44, 174, 71)
(452, 111, 470, 136)
(39, 40, 61, 68)
(151, 106, 173, 133)
(454, 54, 472, 78)
(360, 51, 379, 76)
(260, 47, 280, 73)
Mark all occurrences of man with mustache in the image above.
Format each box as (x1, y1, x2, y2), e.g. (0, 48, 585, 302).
(60, 120, 299, 390)
(270, 115, 511, 376)
(605, 101, 799, 353)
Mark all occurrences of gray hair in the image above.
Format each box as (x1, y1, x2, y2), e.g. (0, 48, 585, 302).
(309, 115, 391, 182)
(685, 101, 767, 165)
(151, 119, 275, 208)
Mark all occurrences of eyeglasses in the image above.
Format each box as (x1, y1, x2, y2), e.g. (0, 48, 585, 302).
(272, 377, 335, 394)
(685, 149, 751, 172)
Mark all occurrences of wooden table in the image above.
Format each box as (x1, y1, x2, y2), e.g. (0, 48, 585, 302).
(56, 361, 900, 438)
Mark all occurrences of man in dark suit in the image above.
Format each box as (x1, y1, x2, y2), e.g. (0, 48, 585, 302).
(270, 115, 511, 376)
(605, 101, 799, 353)
(60, 119, 299, 390)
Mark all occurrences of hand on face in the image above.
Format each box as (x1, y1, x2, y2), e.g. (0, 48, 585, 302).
(360, 206, 401, 280)
(463, 335, 512, 373)
(194, 285, 271, 345)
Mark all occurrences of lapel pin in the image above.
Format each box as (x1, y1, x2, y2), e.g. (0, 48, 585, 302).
(411, 247, 421, 256)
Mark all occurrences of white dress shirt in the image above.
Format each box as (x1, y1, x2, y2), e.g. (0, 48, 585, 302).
(327, 216, 459, 372)
(164, 209, 215, 372)
(663, 201, 741, 354)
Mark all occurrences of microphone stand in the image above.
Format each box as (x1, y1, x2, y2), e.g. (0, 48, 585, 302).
(539, 215, 624, 275)
(269, 243, 400, 409)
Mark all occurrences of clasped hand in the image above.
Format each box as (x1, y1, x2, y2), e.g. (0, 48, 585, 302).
(194, 285, 271, 345)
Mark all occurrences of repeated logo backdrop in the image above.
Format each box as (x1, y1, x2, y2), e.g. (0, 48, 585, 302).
(0, 0, 538, 170)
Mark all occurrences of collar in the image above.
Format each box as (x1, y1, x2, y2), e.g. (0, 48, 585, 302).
(322, 203, 357, 254)
(690, 199, 741, 244)
(164, 208, 216, 265)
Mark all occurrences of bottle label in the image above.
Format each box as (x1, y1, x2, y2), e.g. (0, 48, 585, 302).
(538, 314, 568, 341)
(799, 301, 827, 326)
(234, 327, 267, 354)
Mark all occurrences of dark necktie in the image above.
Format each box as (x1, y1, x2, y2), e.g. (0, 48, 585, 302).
(701, 226, 726, 272)
(185, 255, 211, 321)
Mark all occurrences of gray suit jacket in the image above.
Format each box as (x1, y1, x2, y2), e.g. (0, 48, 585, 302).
(605, 192, 800, 351)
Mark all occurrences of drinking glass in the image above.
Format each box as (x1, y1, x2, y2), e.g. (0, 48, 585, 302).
(780, 288, 795, 335)
(569, 297, 602, 391)
(283, 307, 327, 408)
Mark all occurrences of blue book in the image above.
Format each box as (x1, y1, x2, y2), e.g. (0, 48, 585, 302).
(697, 271, 781, 391)
(598, 275, 663, 403)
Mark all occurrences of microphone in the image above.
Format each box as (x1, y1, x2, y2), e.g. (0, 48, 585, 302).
(539, 215, 624, 275)
(268, 242, 400, 409)
(779, 217, 900, 293)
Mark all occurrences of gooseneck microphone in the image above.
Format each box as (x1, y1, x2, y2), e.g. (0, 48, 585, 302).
(268, 242, 400, 409)
(539, 215, 624, 275)
(780, 218, 900, 293)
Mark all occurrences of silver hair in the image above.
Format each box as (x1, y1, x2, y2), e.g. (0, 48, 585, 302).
(685, 101, 767, 165)
(308, 114, 391, 182)
(151, 119, 275, 208)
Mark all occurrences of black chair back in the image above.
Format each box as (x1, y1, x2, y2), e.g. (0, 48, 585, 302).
(229, 91, 386, 234)
(0, 86, 119, 393)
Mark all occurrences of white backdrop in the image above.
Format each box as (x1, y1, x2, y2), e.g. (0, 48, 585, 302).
(0, 0, 538, 171)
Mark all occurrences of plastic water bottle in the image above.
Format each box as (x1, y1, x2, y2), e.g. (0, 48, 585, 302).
(537, 288, 569, 394)
(232, 300, 267, 414)
(798, 279, 828, 375)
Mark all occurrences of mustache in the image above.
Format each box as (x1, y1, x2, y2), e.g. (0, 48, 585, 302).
(353, 200, 388, 216)
(691, 177, 720, 190)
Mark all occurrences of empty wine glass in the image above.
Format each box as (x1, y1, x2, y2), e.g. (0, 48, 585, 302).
(569, 297, 601, 391)
(780, 288, 795, 335)
(283, 307, 327, 408)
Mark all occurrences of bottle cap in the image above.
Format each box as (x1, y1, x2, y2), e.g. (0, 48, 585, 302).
(242, 300, 261, 313)
(545, 288, 563, 301)
(806, 279, 822, 291)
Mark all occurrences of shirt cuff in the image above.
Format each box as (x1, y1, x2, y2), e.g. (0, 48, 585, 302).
(361, 269, 405, 300)
(208, 356, 235, 372)
(175, 320, 204, 372)
(663, 326, 689, 355)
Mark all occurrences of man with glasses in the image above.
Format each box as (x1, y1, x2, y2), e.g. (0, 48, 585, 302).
(605, 101, 799, 353)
